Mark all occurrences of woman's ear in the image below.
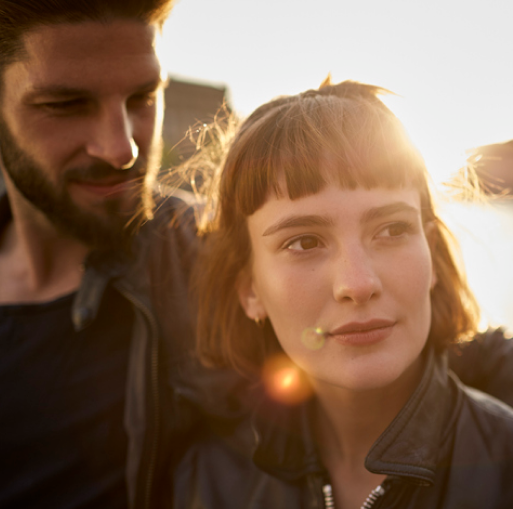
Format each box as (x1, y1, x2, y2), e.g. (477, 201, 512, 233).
(236, 270, 267, 321)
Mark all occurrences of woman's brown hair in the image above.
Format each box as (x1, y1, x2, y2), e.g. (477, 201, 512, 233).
(190, 78, 479, 377)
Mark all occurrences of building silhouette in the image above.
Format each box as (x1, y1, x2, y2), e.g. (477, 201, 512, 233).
(162, 77, 230, 168)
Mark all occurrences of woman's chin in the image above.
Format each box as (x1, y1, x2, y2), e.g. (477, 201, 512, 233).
(307, 353, 424, 396)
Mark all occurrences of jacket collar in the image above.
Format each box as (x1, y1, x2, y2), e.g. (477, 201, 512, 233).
(251, 348, 457, 486)
(0, 192, 12, 231)
(71, 193, 189, 331)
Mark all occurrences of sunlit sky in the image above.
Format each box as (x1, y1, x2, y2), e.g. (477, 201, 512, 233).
(163, 0, 513, 184)
(163, 0, 513, 332)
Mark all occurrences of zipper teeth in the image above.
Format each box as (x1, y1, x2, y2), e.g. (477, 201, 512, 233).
(120, 289, 160, 509)
(361, 484, 386, 509)
(322, 483, 386, 509)
(322, 484, 335, 509)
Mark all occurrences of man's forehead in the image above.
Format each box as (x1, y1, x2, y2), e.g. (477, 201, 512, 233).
(25, 19, 159, 58)
(9, 19, 163, 94)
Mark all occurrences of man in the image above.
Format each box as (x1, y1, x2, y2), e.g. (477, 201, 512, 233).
(0, 1, 202, 507)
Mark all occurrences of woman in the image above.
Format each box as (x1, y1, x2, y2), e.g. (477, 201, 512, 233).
(174, 79, 513, 508)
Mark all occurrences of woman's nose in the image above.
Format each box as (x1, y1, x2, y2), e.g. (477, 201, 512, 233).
(332, 246, 382, 305)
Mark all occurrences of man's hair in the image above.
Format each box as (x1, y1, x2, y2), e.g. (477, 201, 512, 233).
(192, 78, 480, 377)
(0, 0, 174, 71)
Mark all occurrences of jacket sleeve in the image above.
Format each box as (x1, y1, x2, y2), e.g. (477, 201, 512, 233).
(448, 327, 513, 407)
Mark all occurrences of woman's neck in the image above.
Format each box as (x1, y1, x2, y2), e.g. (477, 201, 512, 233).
(311, 355, 425, 509)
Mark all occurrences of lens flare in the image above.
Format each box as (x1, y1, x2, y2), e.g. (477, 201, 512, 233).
(301, 327, 326, 350)
(280, 372, 295, 389)
(261, 354, 313, 405)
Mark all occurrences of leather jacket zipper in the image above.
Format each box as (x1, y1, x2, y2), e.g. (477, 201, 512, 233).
(361, 485, 385, 509)
(322, 483, 386, 509)
(322, 484, 335, 508)
(119, 288, 161, 509)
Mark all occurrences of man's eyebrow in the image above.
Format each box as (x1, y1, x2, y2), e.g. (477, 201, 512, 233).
(262, 215, 334, 237)
(24, 86, 90, 101)
(361, 202, 419, 223)
(24, 78, 166, 101)
(134, 77, 168, 92)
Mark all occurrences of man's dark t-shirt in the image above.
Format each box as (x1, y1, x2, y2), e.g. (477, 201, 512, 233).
(0, 285, 132, 508)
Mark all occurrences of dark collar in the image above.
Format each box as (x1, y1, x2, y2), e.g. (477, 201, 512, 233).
(251, 349, 458, 486)
(0, 192, 12, 232)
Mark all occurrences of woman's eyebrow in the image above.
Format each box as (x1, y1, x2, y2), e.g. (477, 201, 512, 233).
(261, 202, 418, 236)
(361, 202, 419, 224)
(262, 215, 334, 237)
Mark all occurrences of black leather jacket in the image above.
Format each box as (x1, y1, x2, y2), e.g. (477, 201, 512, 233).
(173, 349, 513, 508)
(449, 328, 513, 408)
(0, 192, 223, 509)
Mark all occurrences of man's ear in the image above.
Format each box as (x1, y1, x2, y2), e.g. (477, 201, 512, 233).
(236, 269, 267, 321)
(425, 221, 438, 290)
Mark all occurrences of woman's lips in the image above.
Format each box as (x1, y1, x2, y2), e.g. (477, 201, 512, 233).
(327, 319, 396, 346)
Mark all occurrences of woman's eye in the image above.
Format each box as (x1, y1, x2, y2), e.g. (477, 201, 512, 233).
(380, 222, 411, 238)
(287, 236, 320, 251)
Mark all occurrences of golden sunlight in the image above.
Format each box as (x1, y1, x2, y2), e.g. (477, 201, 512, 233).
(441, 200, 513, 334)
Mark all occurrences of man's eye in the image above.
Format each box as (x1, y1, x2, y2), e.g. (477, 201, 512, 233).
(128, 92, 156, 108)
(287, 236, 320, 251)
(41, 99, 88, 112)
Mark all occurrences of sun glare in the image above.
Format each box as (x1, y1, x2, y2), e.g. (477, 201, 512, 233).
(262, 354, 313, 405)
(441, 200, 513, 334)
(162, 0, 513, 334)
(279, 371, 295, 389)
(380, 95, 513, 335)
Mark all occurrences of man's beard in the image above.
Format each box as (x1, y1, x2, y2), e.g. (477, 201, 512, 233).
(0, 118, 160, 251)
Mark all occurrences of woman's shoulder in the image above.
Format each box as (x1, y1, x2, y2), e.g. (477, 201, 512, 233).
(448, 372, 513, 466)
(432, 376, 513, 508)
(455, 373, 513, 433)
(449, 328, 513, 407)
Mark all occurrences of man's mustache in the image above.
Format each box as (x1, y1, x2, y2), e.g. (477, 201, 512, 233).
(64, 159, 146, 183)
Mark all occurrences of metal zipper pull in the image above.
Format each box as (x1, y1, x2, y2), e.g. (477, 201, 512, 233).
(322, 484, 335, 509)
(361, 484, 386, 509)
(322, 482, 386, 509)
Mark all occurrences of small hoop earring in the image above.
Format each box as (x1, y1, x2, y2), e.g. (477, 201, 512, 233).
(254, 317, 265, 328)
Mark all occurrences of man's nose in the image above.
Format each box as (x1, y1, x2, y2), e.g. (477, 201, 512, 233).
(332, 245, 382, 305)
(86, 104, 138, 170)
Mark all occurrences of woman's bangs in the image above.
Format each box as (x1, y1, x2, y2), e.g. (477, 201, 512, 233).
(233, 96, 427, 217)
(232, 106, 328, 217)
(321, 100, 428, 191)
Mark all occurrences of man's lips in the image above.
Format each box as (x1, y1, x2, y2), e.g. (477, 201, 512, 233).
(69, 177, 140, 197)
(327, 319, 396, 346)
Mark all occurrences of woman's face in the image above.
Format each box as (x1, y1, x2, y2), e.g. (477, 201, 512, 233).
(238, 184, 436, 393)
